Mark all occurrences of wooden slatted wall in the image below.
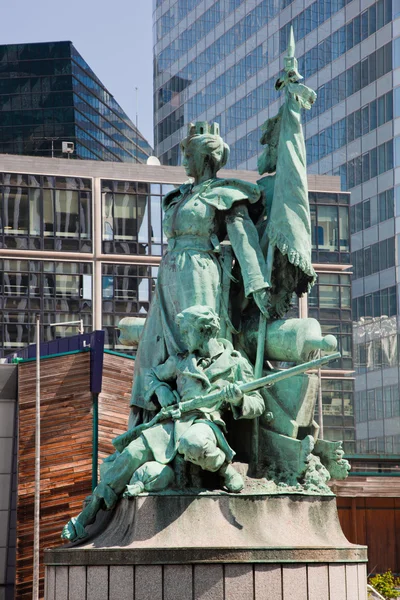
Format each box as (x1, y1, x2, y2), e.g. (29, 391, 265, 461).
(336, 493, 400, 575)
(98, 353, 133, 462)
(16, 351, 135, 599)
(17, 352, 93, 599)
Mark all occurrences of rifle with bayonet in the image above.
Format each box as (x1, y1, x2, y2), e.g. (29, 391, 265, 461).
(112, 351, 340, 453)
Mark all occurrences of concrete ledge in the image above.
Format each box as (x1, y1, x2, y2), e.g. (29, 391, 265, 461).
(46, 545, 367, 566)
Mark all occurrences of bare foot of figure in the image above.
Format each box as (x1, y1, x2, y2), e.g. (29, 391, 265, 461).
(219, 463, 244, 492)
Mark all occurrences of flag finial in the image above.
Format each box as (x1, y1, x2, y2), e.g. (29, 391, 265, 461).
(284, 26, 303, 80)
(287, 26, 295, 58)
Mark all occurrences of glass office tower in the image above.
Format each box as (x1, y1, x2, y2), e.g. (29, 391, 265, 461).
(0, 41, 153, 162)
(153, 0, 400, 455)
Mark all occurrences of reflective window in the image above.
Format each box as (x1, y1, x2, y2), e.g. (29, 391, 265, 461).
(350, 196, 376, 234)
(352, 237, 396, 280)
(101, 179, 170, 256)
(309, 273, 351, 313)
(309, 192, 350, 264)
(309, 194, 350, 264)
(317, 206, 338, 252)
(158, 2, 224, 71)
(319, 378, 354, 452)
(55, 190, 79, 237)
(3, 187, 29, 235)
(0, 259, 92, 354)
(395, 87, 400, 118)
(378, 188, 395, 222)
(102, 263, 158, 353)
(156, 1, 393, 155)
(396, 137, 400, 167)
(307, 91, 393, 166)
(394, 36, 400, 69)
(0, 173, 92, 252)
(206, 43, 392, 169)
(115, 194, 137, 241)
(345, 141, 393, 190)
(55, 274, 80, 297)
(354, 327, 398, 376)
(353, 285, 397, 321)
(339, 207, 349, 251)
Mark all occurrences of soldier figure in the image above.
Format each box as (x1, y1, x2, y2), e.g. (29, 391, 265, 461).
(62, 305, 264, 541)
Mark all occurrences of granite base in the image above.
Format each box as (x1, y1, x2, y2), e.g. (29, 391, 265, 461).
(44, 494, 367, 600)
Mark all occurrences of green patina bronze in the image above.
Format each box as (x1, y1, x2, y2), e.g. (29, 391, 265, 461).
(62, 28, 349, 543)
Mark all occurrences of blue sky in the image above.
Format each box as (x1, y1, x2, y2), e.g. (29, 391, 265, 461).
(3, 0, 154, 145)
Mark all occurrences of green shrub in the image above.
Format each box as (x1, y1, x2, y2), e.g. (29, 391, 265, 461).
(368, 570, 400, 599)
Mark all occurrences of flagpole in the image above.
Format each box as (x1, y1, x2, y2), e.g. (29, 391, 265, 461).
(254, 244, 274, 379)
(32, 316, 40, 600)
(252, 244, 274, 476)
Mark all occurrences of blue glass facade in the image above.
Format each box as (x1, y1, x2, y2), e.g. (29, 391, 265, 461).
(0, 41, 153, 162)
(154, 0, 394, 165)
(153, 0, 400, 455)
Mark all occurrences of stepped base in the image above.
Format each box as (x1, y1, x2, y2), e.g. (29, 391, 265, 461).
(45, 493, 367, 600)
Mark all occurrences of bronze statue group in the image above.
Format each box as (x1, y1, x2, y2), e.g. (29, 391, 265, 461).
(62, 29, 349, 543)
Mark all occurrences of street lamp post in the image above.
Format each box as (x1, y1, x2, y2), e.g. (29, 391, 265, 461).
(31, 318, 85, 598)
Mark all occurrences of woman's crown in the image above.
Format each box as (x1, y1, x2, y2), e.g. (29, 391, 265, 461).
(187, 121, 220, 137)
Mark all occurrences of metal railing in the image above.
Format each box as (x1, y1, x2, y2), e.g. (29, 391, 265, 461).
(367, 583, 388, 599)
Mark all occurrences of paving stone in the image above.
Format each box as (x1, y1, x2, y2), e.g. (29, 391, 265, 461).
(68, 566, 86, 600)
(194, 564, 223, 600)
(87, 566, 108, 600)
(135, 565, 162, 600)
(308, 564, 329, 600)
(225, 564, 253, 600)
(255, 564, 283, 600)
(282, 564, 307, 600)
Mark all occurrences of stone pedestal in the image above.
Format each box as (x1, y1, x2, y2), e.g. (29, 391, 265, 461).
(44, 494, 367, 600)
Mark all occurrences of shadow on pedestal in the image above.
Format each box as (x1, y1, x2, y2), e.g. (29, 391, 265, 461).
(45, 494, 367, 600)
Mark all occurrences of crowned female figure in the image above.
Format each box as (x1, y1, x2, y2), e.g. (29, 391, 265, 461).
(129, 121, 271, 425)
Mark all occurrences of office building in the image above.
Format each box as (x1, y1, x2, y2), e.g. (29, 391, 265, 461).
(0, 41, 153, 162)
(153, 0, 400, 455)
(0, 154, 352, 450)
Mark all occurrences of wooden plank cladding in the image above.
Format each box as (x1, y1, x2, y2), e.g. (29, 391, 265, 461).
(17, 352, 93, 600)
(337, 496, 400, 574)
(98, 354, 133, 464)
(16, 351, 135, 599)
(332, 476, 400, 498)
